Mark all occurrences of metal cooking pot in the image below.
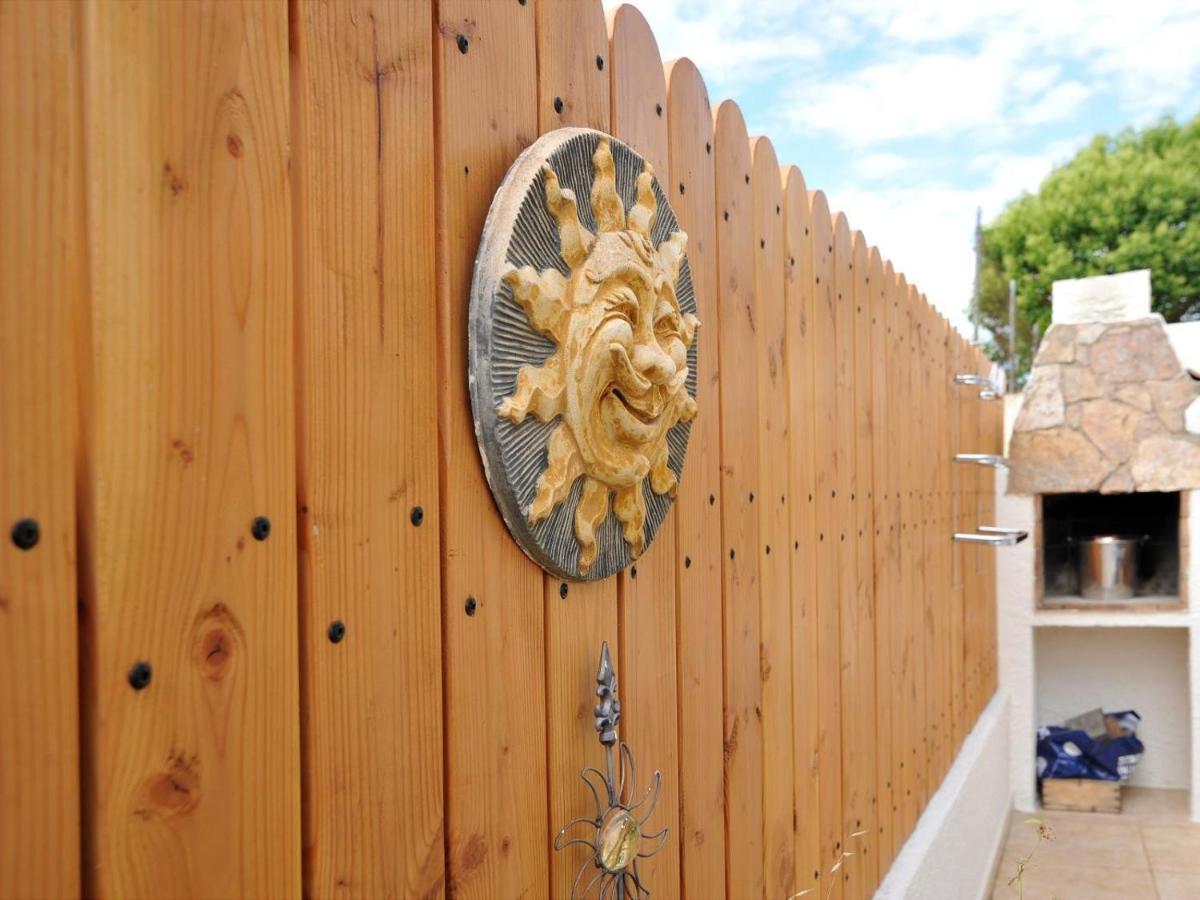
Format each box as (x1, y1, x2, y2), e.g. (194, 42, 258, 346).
(1075, 534, 1146, 601)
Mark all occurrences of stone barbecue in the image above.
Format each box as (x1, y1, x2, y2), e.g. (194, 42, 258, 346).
(1009, 270, 1200, 495)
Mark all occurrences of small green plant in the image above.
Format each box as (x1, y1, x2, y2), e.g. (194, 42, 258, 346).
(786, 829, 868, 900)
(1007, 817, 1056, 900)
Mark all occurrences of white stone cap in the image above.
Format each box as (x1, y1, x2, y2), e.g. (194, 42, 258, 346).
(1166, 320, 1200, 376)
(1051, 269, 1151, 324)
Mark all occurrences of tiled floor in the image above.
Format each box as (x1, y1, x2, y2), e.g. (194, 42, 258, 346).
(990, 788, 1200, 899)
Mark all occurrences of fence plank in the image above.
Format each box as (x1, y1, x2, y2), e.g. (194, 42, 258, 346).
(532, 4, 621, 897)
(752, 136, 796, 900)
(434, 3, 549, 898)
(832, 214, 859, 900)
(844, 229, 883, 897)
(79, 1, 299, 894)
(608, 8, 682, 895)
(870, 251, 895, 876)
(291, 3, 444, 896)
(666, 56, 728, 900)
(898, 275, 921, 837)
(714, 99, 764, 900)
(949, 334, 966, 752)
(809, 191, 843, 900)
(0, 3, 82, 896)
(784, 167, 821, 900)
(883, 266, 906, 864)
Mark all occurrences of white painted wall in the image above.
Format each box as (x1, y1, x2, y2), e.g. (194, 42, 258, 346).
(1034, 627, 1191, 790)
(996, 408, 1200, 813)
(876, 692, 1012, 900)
(995, 466, 1039, 811)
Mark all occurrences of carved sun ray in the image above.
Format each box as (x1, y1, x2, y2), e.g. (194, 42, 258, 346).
(498, 137, 699, 576)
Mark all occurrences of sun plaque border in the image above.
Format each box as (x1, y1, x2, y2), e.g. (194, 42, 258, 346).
(469, 128, 699, 581)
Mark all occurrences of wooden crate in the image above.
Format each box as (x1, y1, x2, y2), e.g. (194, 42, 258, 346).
(1042, 779, 1122, 813)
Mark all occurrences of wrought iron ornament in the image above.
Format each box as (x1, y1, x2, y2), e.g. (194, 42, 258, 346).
(469, 128, 699, 581)
(554, 642, 667, 898)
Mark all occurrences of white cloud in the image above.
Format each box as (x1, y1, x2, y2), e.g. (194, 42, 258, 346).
(854, 152, 913, 180)
(827, 139, 1086, 331)
(612, 0, 1200, 334)
(783, 47, 1021, 144)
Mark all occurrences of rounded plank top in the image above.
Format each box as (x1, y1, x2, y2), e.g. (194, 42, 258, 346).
(607, 4, 667, 174)
(536, 0, 609, 131)
(663, 49, 729, 900)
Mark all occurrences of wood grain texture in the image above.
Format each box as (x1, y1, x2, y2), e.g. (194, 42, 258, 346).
(808, 192, 843, 900)
(882, 265, 906, 869)
(783, 166, 821, 900)
(752, 135, 796, 900)
(608, 9, 681, 894)
(537, 0, 610, 132)
(897, 275, 920, 838)
(79, 1, 300, 895)
(291, 2, 444, 896)
(534, 4, 620, 898)
(0, 3, 82, 896)
(665, 56, 727, 900)
(844, 231, 878, 898)
(713, 99, 764, 900)
(434, 3, 548, 898)
(870, 251, 896, 876)
(832, 217, 861, 900)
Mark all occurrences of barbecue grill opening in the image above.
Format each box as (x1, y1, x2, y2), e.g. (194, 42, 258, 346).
(1039, 491, 1182, 608)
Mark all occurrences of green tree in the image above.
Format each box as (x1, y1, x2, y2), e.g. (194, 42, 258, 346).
(977, 114, 1200, 383)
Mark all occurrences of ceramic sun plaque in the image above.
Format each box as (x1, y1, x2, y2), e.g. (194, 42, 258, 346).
(469, 128, 699, 581)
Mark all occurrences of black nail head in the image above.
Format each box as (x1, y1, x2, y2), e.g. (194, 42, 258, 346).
(554, 96, 564, 114)
(709, 494, 716, 505)
(465, 597, 477, 616)
(328, 620, 346, 643)
(723, 210, 729, 221)
(251, 516, 271, 541)
(794, 540, 799, 549)
(706, 142, 712, 155)
(749, 492, 754, 503)
(744, 174, 750, 184)
(128, 661, 152, 691)
(630, 565, 638, 579)
(765, 545, 771, 555)
(410, 506, 424, 526)
(559, 582, 568, 599)
(10, 518, 39, 551)
(730, 548, 736, 560)
(685, 555, 692, 568)
(457, 34, 469, 54)
(760, 239, 765, 249)
(776, 204, 781, 214)
(596, 55, 604, 71)
(655, 103, 663, 116)
(679, 182, 686, 194)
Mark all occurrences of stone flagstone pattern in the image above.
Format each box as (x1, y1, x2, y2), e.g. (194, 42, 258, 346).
(1009, 316, 1200, 494)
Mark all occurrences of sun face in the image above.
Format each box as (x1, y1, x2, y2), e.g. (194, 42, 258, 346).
(498, 139, 699, 575)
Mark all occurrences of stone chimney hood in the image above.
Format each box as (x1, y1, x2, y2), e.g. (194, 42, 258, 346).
(1008, 270, 1200, 494)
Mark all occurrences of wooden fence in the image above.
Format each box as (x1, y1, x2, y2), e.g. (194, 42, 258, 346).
(0, 1, 1000, 898)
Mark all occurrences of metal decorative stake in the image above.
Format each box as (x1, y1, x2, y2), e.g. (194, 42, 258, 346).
(554, 642, 667, 898)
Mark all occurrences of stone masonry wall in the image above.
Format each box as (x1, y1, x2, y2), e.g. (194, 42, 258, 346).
(1009, 316, 1200, 494)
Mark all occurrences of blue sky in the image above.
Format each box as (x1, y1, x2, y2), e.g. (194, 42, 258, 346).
(605, 0, 1200, 332)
